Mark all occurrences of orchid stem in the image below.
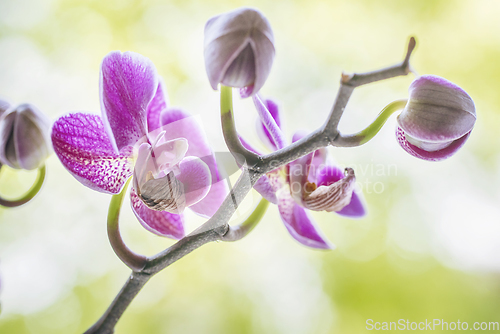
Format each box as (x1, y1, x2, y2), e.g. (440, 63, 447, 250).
(222, 197, 270, 241)
(107, 178, 148, 271)
(220, 85, 260, 166)
(0, 165, 46, 208)
(337, 99, 408, 146)
(85, 37, 416, 334)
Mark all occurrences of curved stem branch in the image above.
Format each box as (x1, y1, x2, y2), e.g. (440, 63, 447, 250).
(222, 197, 270, 242)
(107, 178, 147, 271)
(220, 85, 261, 167)
(335, 99, 408, 147)
(0, 165, 46, 208)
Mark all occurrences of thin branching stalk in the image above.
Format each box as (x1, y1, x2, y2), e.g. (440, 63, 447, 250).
(84, 37, 416, 334)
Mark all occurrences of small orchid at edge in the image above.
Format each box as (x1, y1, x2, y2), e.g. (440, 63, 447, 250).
(51, 51, 228, 239)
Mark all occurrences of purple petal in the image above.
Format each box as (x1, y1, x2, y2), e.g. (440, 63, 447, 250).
(240, 135, 278, 203)
(147, 79, 169, 133)
(130, 188, 184, 239)
(239, 135, 263, 155)
(157, 108, 229, 217)
(100, 51, 158, 152)
(51, 113, 134, 194)
(316, 164, 366, 218)
(255, 98, 282, 151)
(254, 174, 278, 204)
(189, 181, 228, 218)
(278, 191, 333, 249)
(176, 157, 212, 207)
(253, 95, 286, 150)
(396, 126, 471, 162)
(292, 130, 327, 182)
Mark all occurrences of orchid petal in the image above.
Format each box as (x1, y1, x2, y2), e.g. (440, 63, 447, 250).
(253, 95, 286, 150)
(255, 98, 282, 151)
(277, 189, 333, 249)
(254, 174, 278, 204)
(176, 156, 212, 207)
(239, 135, 263, 155)
(100, 51, 158, 152)
(316, 165, 366, 218)
(292, 130, 327, 182)
(133, 138, 188, 192)
(147, 79, 169, 132)
(396, 127, 471, 162)
(130, 188, 185, 239)
(158, 109, 228, 217)
(189, 181, 228, 218)
(51, 113, 134, 194)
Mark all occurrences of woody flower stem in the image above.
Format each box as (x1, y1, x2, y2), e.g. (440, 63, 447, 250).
(84, 37, 416, 334)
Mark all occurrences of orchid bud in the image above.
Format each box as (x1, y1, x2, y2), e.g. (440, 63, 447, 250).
(396, 75, 476, 161)
(204, 7, 275, 96)
(0, 103, 51, 170)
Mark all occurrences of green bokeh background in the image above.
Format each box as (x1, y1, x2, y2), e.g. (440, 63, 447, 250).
(1, 0, 499, 333)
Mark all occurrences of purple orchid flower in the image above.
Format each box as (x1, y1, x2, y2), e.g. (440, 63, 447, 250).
(51, 51, 227, 239)
(241, 94, 366, 249)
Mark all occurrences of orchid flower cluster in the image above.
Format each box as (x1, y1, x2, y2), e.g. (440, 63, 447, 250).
(0, 6, 477, 333)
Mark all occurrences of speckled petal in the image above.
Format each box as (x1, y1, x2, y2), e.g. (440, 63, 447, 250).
(100, 51, 158, 152)
(278, 189, 333, 249)
(51, 112, 134, 194)
(130, 188, 185, 239)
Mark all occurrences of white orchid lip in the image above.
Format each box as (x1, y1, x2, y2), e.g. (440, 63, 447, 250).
(302, 168, 356, 212)
(133, 133, 189, 213)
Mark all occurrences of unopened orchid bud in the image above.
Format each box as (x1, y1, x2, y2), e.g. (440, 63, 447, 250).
(204, 7, 275, 96)
(396, 75, 476, 161)
(0, 104, 51, 170)
(0, 99, 9, 117)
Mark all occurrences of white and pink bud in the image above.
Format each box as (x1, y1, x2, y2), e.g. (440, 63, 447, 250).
(396, 75, 476, 161)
